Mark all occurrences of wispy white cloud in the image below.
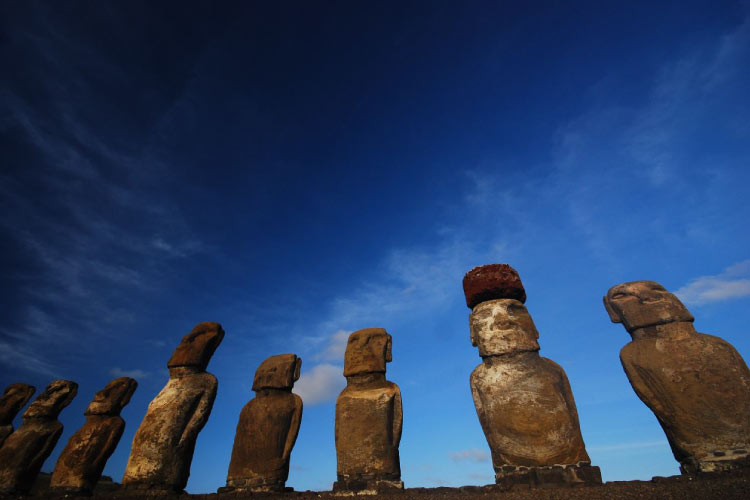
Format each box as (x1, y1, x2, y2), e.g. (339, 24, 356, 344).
(450, 448, 490, 463)
(110, 367, 150, 379)
(314, 329, 350, 362)
(293, 363, 345, 406)
(675, 260, 750, 306)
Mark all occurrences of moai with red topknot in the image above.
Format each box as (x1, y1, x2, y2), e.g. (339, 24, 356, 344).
(604, 280, 750, 473)
(0, 380, 78, 495)
(224, 354, 303, 492)
(464, 264, 601, 488)
(334, 328, 403, 494)
(0, 383, 35, 448)
(50, 377, 138, 495)
(122, 322, 224, 493)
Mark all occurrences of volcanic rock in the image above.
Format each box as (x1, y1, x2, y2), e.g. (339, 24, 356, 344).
(0, 383, 35, 448)
(463, 264, 526, 309)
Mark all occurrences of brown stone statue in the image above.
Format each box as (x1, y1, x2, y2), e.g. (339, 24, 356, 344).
(604, 280, 750, 473)
(0, 383, 36, 448)
(224, 354, 303, 492)
(334, 328, 403, 493)
(49, 377, 138, 495)
(0, 380, 78, 495)
(464, 264, 601, 487)
(121, 322, 225, 492)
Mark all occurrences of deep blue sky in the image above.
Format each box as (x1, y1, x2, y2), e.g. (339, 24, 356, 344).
(2, 0, 750, 493)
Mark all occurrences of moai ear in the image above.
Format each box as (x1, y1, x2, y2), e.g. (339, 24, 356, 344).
(385, 336, 393, 363)
(470, 315, 478, 347)
(602, 296, 621, 323)
(293, 357, 302, 382)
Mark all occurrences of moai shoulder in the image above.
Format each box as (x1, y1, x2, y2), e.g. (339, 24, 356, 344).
(0, 380, 78, 495)
(605, 280, 750, 473)
(225, 353, 303, 493)
(0, 383, 36, 448)
(464, 265, 600, 487)
(50, 377, 138, 495)
(334, 328, 403, 494)
(122, 322, 224, 492)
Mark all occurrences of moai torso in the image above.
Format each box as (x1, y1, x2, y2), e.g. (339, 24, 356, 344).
(605, 281, 750, 473)
(0, 383, 35, 448)
(464, 265, 599, 487)
(122, 322, 224, 492)
(0, 380, 78, 494)
(50, 377, 138, 494)
(334, 328, 403, 492)
(226, 354, 303, 492)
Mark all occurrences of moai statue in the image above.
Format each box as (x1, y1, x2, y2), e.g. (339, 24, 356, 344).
(49, 377, 138, 495)
(121, 322, 225, 492)
(604, 280, 750, 473)
(0, 380, 78, 495)
(334, 328, 403, 494)
(464, 264, 601, 488)
(224, 354, 303, 492)
(0, 383, 36, 448)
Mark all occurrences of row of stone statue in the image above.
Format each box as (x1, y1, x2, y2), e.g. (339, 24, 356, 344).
(1, 263, 749, 496)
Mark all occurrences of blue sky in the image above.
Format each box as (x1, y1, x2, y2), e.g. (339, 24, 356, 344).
(1, 0, 750, 493)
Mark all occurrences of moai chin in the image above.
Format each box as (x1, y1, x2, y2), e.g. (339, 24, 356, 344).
(0, 380, 78, 495)
(121, 322, 225, 492)
(604, 280, 750, 473)
(464, 264, 601, 488)
(334, 328, 403, 494)
(223, 354, 303, 493)
(50, 377, 138, 495)
(0, 383, 36, 448)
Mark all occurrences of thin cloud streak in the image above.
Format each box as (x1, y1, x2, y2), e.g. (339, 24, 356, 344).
(675, 260, 750, 306)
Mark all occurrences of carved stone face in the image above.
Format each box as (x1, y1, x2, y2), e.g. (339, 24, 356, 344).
(0, 383, 36, 424)
(85, 377, 138, 416)
(167, 322, 225, 370)
(252, 353, 301, 390)
(23, 380, 78, 419)
(343, 328, 392, 377)
(604, 281, 694, 332)
(470, 299, 540, 357)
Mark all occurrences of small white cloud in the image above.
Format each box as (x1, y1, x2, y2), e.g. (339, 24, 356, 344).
(110, 367, 149, 379)
(675, 260, 750, 306)
(293, 363, 345, 406)
(315, 329, 350, 361)
(450, 448, 490, 463)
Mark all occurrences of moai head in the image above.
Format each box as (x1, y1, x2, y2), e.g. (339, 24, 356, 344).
(470, 299, 540, 356)
(85, 377, 138, 416)
(23, 380, 78, 419)
(343, 328, 392, 377)
(0, 383, 36, 424)
(252, 354, 301, 391)
(167, 322, 225, 371)
(603, 281, 694, 333)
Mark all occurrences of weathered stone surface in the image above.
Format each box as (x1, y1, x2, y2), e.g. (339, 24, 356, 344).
(604, 280, 750, 473)
(467, 285, 599, 486)
(334, 328, 403, 493)
(0, 383, 35, 449)
(49, 377, 138, 495)
(225, 354, 303, 492)
(463, 264, 526, 309)
(0, 380, 78, 494)
(121, 322, 224, 492)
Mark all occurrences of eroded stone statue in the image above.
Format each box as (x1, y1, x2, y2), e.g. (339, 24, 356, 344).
(50, 377, 138, 495)
(224, 354, 303, 492)
(334, 328, 403, 493)
(464, 264, 601, 487)
(604, 280, 750, 473)
(0, 383, 35, 448)
(121, 322, 224, 492)
(0, 380, 78, 494)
